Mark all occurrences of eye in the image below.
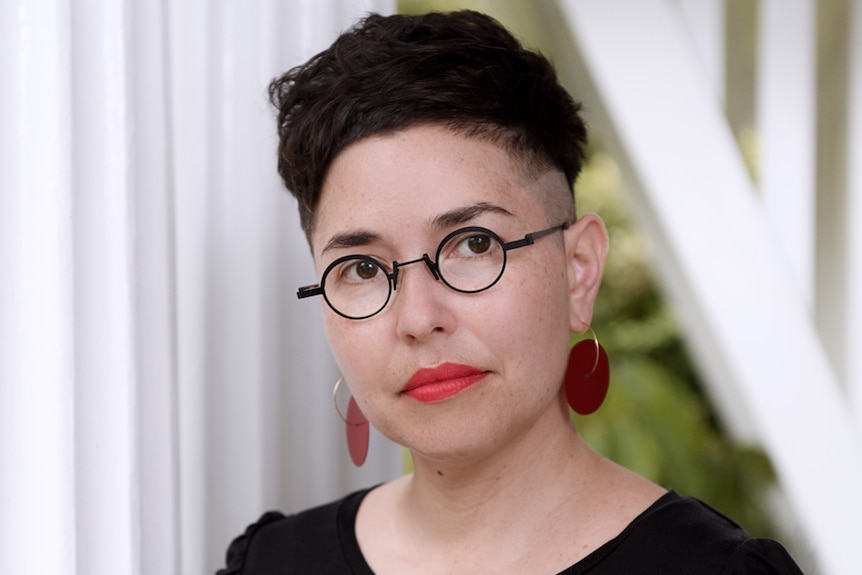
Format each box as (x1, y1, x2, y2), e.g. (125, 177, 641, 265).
(452, 232, 497, 256)
(344, 259, 382, 281)
(464, 234, 492, 254)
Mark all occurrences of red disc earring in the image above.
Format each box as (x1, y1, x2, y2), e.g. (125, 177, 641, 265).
(564, 326, 610, 415)
(333, 377, 369, 466)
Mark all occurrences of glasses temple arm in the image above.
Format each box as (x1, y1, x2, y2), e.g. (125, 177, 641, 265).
(502, 222, 570, 251)
(297, 284, 324, 299)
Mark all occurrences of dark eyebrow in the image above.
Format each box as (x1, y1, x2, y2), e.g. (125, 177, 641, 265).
(321, 229, 382, 255)
(431, 202, 514, 229)
(321, 202, 513, 255)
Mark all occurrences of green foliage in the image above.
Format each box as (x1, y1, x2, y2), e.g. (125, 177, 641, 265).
(574, 153, 777, 538)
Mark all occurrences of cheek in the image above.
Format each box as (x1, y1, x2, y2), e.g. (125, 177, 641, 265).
(323, 315, 359, 373)
(507, 255, 570, 324)
(321, 313, 352, 377)
(322, 314, 391, 396)
(500, 263, 571, 369)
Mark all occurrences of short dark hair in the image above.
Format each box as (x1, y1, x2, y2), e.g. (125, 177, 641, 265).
(269, 10, 588, 242)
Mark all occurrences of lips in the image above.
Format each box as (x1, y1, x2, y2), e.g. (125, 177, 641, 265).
(402, 363, 488, 403)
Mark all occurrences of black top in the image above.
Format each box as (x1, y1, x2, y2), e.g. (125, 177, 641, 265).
(217, 488, 804, 574)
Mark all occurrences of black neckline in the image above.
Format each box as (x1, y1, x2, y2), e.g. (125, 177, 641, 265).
(336, 487, 678, 575)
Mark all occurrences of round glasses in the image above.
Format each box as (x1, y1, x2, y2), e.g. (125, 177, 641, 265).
(297, 223, 569, 320)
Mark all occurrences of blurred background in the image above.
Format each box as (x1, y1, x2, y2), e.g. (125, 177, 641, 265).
(2, 1, 861, 574)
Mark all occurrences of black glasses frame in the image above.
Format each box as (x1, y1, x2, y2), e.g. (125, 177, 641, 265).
(297, 222, 570, 320)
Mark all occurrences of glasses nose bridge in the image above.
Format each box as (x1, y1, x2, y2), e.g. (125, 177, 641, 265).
(391, 253, 440, 290)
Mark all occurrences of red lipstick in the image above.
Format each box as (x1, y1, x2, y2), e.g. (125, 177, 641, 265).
(402, 363, 488, 403)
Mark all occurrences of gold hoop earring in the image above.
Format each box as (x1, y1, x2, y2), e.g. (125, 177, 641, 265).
(333, 377, 370, 466)
(584, 324, 601, 376)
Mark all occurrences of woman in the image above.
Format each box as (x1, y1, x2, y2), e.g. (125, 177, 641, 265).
(219, 10, 804, 574)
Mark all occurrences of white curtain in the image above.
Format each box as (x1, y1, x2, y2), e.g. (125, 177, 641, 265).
(0, 1, 398, 574)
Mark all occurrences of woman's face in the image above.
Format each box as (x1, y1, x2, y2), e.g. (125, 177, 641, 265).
(311, 124, 604, 463)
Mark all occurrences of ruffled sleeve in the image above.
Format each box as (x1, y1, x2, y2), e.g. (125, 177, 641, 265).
(722, 538, 806, 574)
(216, 511, 287, 575)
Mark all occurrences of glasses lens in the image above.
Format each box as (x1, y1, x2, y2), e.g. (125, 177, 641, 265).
(437, 228, 505, 292)
(322, 255, 391, 319)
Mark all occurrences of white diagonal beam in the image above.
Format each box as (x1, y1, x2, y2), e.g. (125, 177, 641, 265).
(758, 0, 817, 310)
(557, 2, 862, 574)
(847, 0, 862, 439)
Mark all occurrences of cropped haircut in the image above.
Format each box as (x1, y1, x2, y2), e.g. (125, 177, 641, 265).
(269, 10, 588, 243)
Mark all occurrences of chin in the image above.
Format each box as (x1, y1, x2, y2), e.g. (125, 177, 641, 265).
(404, 428, 512, 467)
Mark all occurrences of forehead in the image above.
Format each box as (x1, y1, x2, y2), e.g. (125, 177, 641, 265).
(311, 125, 553, 256)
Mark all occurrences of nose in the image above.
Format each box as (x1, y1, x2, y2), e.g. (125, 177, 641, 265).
(391, 254, 439, 290)
(391, 255, 456, 339)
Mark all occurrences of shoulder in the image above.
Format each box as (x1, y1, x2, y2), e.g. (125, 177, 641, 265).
(720, 538, 806, 575)
(215, 488, 372, 575)
(576, 491, 803, 575)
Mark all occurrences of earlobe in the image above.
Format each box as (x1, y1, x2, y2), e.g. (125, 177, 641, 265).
(564, 214, 609, 332)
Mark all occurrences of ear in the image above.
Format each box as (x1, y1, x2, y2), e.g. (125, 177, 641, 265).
(563, 213, 609, 333)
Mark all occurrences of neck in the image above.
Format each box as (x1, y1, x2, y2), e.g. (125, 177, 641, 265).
(402, 394, 602, 541)
(353, 392, 666, 574)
